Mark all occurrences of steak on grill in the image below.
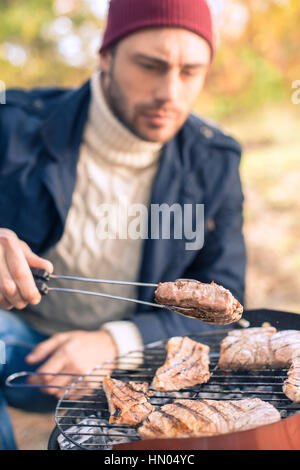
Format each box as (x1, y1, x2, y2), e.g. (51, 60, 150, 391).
(103, 377, 154, 426)
(138, 398, 281, 439)
(283, 357, 300, 403)
(154, 280, 243, 324)
(218, 327, 300, 370)
(270, 330, 300, 368)
(218, 327, 277, 370)
(151, 336, 210, 392)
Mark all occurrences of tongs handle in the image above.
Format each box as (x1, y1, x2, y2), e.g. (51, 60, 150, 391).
(35, 280, 49, 296)
(31, 267, 50, 281)
(31, 268, 50, 296)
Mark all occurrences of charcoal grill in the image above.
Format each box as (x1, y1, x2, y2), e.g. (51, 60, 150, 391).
(46, 309, 300, 450)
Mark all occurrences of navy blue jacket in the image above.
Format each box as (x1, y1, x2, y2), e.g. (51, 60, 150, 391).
(0, 80, 246, 344)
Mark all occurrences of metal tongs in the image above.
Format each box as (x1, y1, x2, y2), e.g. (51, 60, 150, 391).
(31, 268, 192, 316)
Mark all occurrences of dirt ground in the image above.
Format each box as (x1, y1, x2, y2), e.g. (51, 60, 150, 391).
(8, 407, 55, 450)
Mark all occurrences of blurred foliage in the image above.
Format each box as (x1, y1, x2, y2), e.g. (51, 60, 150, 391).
(197, 0, 300, 118)
(0, 0, 299, 116)
(0, 0, 101, 87)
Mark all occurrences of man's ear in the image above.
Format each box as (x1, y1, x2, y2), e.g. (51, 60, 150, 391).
(99, 49, 112, 75)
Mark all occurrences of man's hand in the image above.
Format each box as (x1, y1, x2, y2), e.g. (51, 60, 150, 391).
(0, 228, 53, 310)
(26, 330, 118, 398)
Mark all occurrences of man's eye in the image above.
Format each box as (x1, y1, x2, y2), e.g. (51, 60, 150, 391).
(182, 69, 197, 77)
(140, 63, 156, 70)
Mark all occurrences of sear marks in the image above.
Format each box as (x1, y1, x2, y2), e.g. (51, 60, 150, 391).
(151, 336, 210, 392)
(103, 377, 154, 426)
(218, 327, 276, 370)
(138, 398, 281, 439)
(218, 327, 300, 371)
(154, 279, 243, 325)
(270, 330, 300, 368)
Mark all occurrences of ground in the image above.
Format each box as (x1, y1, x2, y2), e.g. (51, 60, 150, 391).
(9, 407, 55, 450)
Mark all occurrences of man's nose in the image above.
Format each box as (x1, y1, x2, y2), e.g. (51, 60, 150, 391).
(154, 69, 181, 104)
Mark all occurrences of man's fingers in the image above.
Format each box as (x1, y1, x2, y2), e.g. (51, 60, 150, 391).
(4, 243, 41, 307)
(21, 241, 54, 274)
(27, 348, 67, 388)
(0, 230, 53, 309)
(38, 370, 75, 397)
(26, 334, 66, 365)
(0, 250, 29, 309)
(0, 292, 13, 310)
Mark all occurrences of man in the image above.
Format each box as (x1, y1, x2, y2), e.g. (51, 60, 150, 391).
(0, 0, 246, 449)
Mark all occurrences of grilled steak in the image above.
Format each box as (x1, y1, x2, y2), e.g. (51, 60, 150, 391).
(218, 327, 300, 371)
(270, 330, 300, 368)
(103, 377, 154, 426)
(151, 336, 210, 392)
(218, 327, 277, 370)
(283, 357, 300, 403)
(154, 280, 243, 325)
(138, 398, 281, 439)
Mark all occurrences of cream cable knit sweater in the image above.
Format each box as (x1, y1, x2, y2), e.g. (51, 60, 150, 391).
(22, 71, 162, 358)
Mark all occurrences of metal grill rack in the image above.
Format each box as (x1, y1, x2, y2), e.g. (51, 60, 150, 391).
(54, 329, 300, 450)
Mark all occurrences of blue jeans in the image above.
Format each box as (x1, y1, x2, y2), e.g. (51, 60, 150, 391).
(0, 309, 57, 450)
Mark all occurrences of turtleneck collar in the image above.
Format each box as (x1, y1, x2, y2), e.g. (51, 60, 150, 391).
(82, 70, 163, 169)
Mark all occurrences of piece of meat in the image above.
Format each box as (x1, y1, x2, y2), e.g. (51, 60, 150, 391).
(270, 330, 300, 368)
(218, 327, 277, 370)
(282, 357, 300, 403)
(138, 398, 281, 439)
(218, 327, 300, 371)
(154, 280, 243, 325)
(151, 336, 210, 392)
(103, 377, 155, 426)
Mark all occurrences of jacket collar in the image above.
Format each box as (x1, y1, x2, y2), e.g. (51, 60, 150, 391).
(41, 80, 91, 164)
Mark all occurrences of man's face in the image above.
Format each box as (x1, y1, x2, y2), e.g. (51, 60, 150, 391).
(100, 27, 211, 143)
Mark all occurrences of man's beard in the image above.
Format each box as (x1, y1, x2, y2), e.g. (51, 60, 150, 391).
(102, 68, 186, 143)
(104, 71, 146, 140)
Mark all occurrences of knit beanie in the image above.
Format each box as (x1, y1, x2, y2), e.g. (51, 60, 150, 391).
(100, 0, 215, 58)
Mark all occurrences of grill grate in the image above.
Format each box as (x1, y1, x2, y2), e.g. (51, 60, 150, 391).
(55, 329, 300, 450)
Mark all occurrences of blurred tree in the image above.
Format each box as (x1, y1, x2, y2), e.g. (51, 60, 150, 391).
(198, 0, 300, 117)
(0, 0, 103, 87)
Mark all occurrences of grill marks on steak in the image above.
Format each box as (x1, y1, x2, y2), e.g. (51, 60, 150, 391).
(283, 357, 300, 403)
(103, 377, 154, 426)
(154, 280, 243, 325)
(138, 398, 281, 439)
(218, 327, 300, 370)
(270, 330, 300, 368)
(151, 336, 210, 391)
(218, 327, 277, 370)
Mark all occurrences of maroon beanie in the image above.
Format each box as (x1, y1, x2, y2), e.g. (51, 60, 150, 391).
(100, 0, 215, 58)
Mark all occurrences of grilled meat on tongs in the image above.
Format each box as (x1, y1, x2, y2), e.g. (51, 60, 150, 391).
(31, 269, 244, 323)
(154, 279, 243, 325)
(151, 336, 210, 392)
(138, 398, 281, 439)
(103, 377, 154, 426)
